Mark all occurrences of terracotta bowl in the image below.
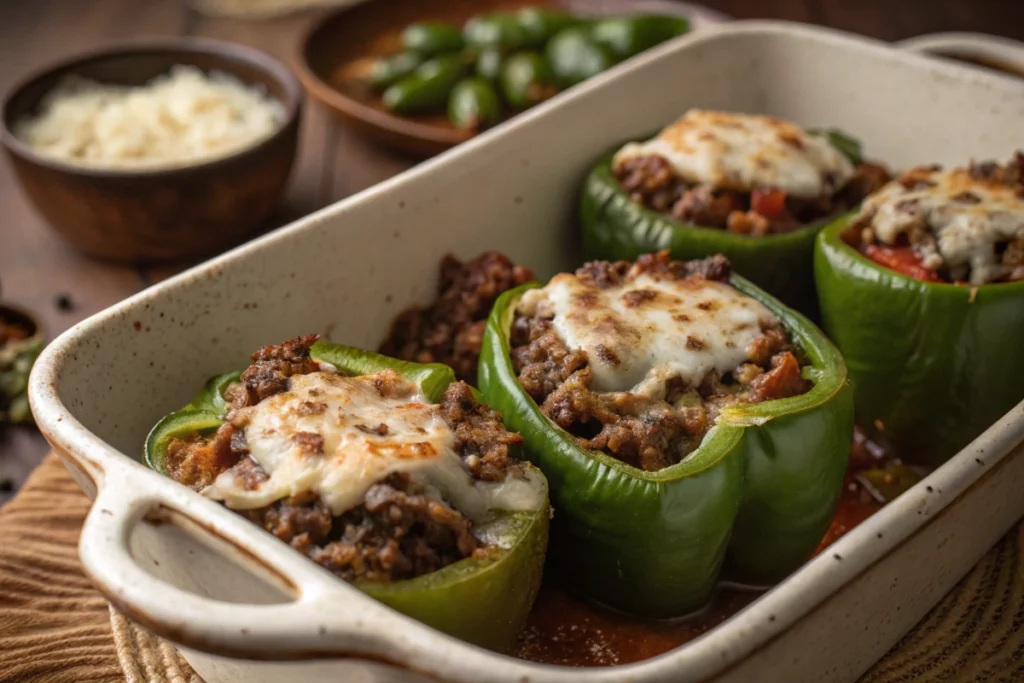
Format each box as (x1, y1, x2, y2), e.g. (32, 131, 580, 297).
(0, 39, 304, 264)
(296, 0, 728, 157)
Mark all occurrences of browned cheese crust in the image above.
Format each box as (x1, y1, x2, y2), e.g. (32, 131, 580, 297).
(163, 334, 526, 583)
(510, 253, 809, 472)
(615, 156, 889, 235)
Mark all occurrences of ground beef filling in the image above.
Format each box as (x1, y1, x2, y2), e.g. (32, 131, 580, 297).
(614, 155, 890, 235)
(164, 335, 524, 583)
(379, 251, 534, 384)
(843, 153, 1024, 284)
(510, 254, 810, 472)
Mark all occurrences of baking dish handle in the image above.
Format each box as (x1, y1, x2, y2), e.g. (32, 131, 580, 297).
(78, 470, 431, 662)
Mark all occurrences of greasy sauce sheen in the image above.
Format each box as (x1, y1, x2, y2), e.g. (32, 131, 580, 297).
(511, 438, 895, 667)
(517, 273, 778, 398)
(204, 371, 542, 521)
(612, 109, 856, 199)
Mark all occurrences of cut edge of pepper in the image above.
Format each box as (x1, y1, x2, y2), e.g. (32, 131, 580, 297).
(488, 280, 844, 482)
(590, 149, 834, 250)
(309, 340, 457, 403)
(817, 212, 1024, 296)
(143, 408, 223, 475)
(143, 343, 550, 607)
(717, 273, 848, 427)
(358, 489, 549, 599)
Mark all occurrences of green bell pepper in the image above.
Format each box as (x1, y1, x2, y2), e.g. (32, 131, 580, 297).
(814, 215, 1024, 466)
(580, 148, 830, 314)
(144, 342, 549, 652)
(478, 276, 851, 617)
(809, 128, 863, 165)
(183, 370, 241, 415)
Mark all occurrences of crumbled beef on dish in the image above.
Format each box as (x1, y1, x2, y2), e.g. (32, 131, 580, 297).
(510, 254, 810, 472)
(247, 473, 483, 583)
(164, 423, 242, 490)
(614, 155, 890, 235)
(439, 380, 523, 482)
(379, 252, 535, 384)
(237, 333, 320, 407)
(164, 338, 526, 583)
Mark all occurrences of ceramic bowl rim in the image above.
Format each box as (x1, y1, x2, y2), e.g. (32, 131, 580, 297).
(0, 36, 305, 179)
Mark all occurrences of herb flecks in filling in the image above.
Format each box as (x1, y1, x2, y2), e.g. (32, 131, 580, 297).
(844, 152, 1024, 285)
(162, 335, 540, 583)
(510, 253, 810, 472)
(612, 110, 889, 235)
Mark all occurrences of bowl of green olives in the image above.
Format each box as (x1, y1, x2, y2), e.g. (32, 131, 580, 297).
(297, 0, 728, 156)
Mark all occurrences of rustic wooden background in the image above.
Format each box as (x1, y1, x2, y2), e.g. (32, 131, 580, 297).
(2, 0, 1024, 505)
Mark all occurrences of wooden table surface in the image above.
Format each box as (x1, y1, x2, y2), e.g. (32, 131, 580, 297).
(2, 0, 1023, 505)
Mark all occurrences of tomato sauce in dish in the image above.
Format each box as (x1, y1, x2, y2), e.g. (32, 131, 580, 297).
(511, 429, 905, 667)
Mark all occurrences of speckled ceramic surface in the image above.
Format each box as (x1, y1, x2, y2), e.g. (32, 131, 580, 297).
(898, 32, 1024, 79)
(28, 20, 1024, 683)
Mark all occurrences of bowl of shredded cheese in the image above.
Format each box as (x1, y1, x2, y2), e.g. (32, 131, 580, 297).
(1, 39, 303, 263)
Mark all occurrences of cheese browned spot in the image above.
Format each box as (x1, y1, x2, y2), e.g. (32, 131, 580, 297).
(203, 370, 543, 522)
(853, 165, 1024, 284)
(612, 110, 855, 199)
(517, 272, 779, 399)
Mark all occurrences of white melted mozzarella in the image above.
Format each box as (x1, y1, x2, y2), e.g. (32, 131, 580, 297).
(203, 371, 543, 522)
(855, 166, 1024, 285)
(518, 273, 778, 398)
(613, 109, 855, 199)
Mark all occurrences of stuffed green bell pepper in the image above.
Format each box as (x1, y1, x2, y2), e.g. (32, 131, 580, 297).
(580, 109, 890, 313)
(479, 251, 851, 617)
(145, 335, 550, 652)
(815, 154, 1024, 466)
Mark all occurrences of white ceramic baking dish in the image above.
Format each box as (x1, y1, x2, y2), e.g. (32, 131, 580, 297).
(28, 20, 1024, 683)
(898, 31, 1024, 79)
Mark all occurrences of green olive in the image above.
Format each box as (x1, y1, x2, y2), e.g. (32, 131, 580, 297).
(382, 53, 468, 115)
(365, 52, 424, 90)
(516, 7, 581, 47)
(546, 27, 617, 88)
(401, 21, 465, 57)
(463, 13, 528, 51)
(448, 77, 502, 131)
(589, 15, 690, 60)
(499, 51, 557, 110)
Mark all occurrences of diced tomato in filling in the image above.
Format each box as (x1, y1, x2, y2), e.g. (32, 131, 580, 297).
(750, 188, 787, 218)
(862, 245, 943, 283)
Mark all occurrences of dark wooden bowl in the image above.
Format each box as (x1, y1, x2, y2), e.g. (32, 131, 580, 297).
(0, 39, 304, 264)
(296, 0, 728, 157)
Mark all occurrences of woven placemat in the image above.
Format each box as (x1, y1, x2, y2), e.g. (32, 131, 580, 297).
(1, 453, 1021, 683)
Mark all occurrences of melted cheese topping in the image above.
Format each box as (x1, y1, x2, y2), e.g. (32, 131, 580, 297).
(203, 371, 543, 521)
(855, 166, 1024, 284)
(518, 273, 779, 398)
(613, 109, 855, 199)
